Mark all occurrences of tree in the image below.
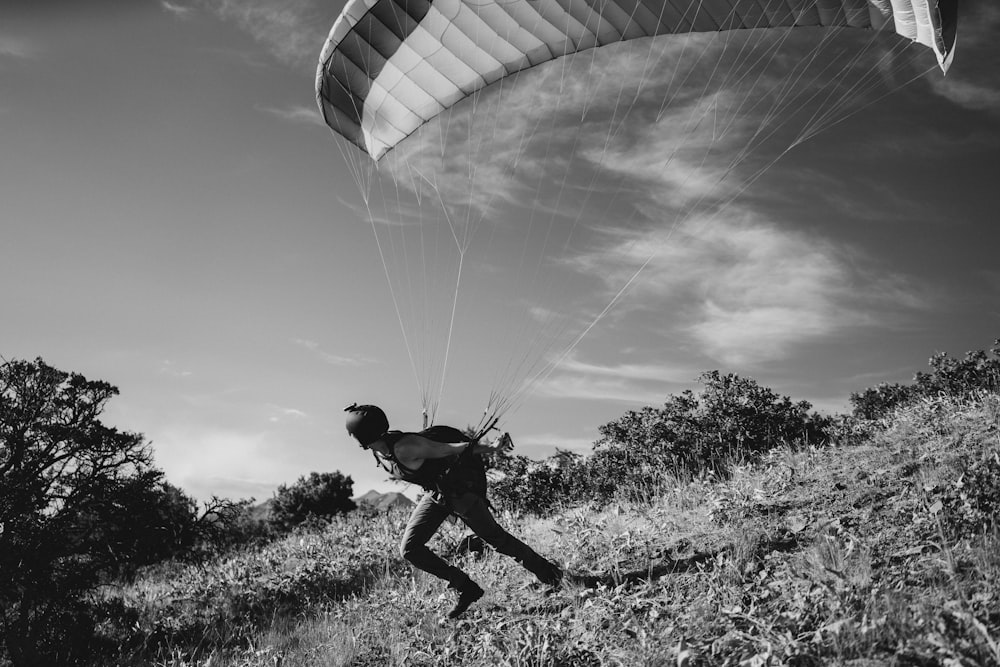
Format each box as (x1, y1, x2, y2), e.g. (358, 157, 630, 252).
(269, 471, 356, 530)
(0, 358, 166, 665)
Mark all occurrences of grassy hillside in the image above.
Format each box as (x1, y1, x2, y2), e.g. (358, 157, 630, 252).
(104, 393, 999, 666)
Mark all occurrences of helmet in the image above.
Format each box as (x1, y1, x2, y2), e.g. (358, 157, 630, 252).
(344, 403, 389, 446)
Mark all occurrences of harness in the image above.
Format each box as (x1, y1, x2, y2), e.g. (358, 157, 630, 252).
(370, 425, 489, 500)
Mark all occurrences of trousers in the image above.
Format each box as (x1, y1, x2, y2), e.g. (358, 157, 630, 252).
(399, 490, 557, 588)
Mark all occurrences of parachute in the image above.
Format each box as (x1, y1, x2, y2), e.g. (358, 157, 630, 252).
(317, 0, 955, 160)
(315, 0, 957, 428)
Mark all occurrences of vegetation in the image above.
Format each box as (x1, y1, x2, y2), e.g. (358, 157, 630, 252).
(2, 340, 998, 666)
(489, 371, 831, 514)
(0, 358, 169, 664)
(849, 338, 1000, 419)
(1, 358, 280, 665)
(269, 472, 357, 531)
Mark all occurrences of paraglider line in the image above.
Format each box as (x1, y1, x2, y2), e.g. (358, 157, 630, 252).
(362, 199, 424, 408)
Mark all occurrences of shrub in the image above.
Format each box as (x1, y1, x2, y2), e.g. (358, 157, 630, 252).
(269, 471, 356, 531)
(188, 496, 275, 559)
(937, 447, 1000, 538)
(850, 338, 1000, 419)
(493, 371, 831, 514)
(489, 450, 585, 514)
(594, 371, 830, 478)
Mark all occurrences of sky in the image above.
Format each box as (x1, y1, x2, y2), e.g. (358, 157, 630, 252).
(2, 0, 999, 503)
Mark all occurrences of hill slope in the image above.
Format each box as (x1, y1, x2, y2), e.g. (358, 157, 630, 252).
(108, 394, 1000, 666)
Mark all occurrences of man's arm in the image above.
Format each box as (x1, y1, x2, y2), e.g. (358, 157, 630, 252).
(395, 432, 513, 462)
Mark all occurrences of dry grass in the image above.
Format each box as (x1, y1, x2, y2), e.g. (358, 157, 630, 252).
(105, 394, 1000, 667)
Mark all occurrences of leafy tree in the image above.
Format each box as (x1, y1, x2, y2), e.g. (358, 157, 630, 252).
(269, 471, 356, 530)
(0, 357, 171, 665)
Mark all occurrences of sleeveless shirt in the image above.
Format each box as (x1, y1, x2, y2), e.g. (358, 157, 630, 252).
(381, 427, 487, 498)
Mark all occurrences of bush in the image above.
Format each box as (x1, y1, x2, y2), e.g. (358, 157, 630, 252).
(937, 447, 1000, 538)
(492, 371, 831, 514)
(269, 471, 356, 531)
(595, 370, 830, 475)
(489, 450, 585, 514)
(188, 496, 275, 559)
(850, 338, 1000, 420)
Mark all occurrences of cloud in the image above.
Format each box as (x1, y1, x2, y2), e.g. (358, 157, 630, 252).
(158, 359, 193, 378)
(927, 5, 1000, 117)
(196, 0, 329, 68)
(290, 337, 378, 367)
(517, 432, 597, 457)
(529, 352, 699, 404)
(0, 36, 37, 59)
(161, 1, 195, 19)
(191, 476, 279, 502)
(267, 404, 307, 423)
(153, 427, 277, 501)
(569, 209, 929, 367)
(931, 78, 1000, 115)
(259, 104, 324, 126)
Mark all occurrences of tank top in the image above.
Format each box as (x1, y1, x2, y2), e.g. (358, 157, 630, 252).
(381, 427, 487, 498)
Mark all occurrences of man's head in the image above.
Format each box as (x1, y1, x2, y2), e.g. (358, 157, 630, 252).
(344, 403, 389, 448)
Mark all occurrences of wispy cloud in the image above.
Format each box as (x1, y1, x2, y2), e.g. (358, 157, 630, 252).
(195, 0, 329, 68)
(259, 104, 324, 126)
(928, 5, 1000, 117)
(290, 337, 378, 367)
(530, 353, 699, 404)
(158, 359, 193, 378)
(517, 431, 597, 456)
(161, 1, 195, 20)
(569, 210, 928, 366)
(931, 78, 1000, 115)
(0, 35, 37, 60)
(267, 404, 307, 423)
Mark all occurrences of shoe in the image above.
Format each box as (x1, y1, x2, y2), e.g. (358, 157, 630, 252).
(536, 562, 563, 589)
(448, 581, 484, 618)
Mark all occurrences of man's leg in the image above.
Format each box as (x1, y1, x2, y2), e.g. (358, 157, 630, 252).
(449, 492, 562, 586)
(400, 493, 474, 588)
(400, 493, 484, 617)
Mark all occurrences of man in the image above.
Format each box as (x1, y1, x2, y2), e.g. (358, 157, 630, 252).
(345, 404, 562, 618)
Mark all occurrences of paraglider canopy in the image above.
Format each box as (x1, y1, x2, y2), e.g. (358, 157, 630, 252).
(316, 0, 957, 160)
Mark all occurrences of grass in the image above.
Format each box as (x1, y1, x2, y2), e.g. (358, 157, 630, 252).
(101, 393, 1000, 666)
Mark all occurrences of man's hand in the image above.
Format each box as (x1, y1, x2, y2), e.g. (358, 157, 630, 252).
(489, 432, 514, 455)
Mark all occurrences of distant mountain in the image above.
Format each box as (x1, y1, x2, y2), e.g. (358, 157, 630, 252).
(354, 490, 414, 512)
(250, 498, 275, 522)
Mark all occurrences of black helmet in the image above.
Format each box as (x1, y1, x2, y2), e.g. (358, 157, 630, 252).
(345, 403, 389, 446)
